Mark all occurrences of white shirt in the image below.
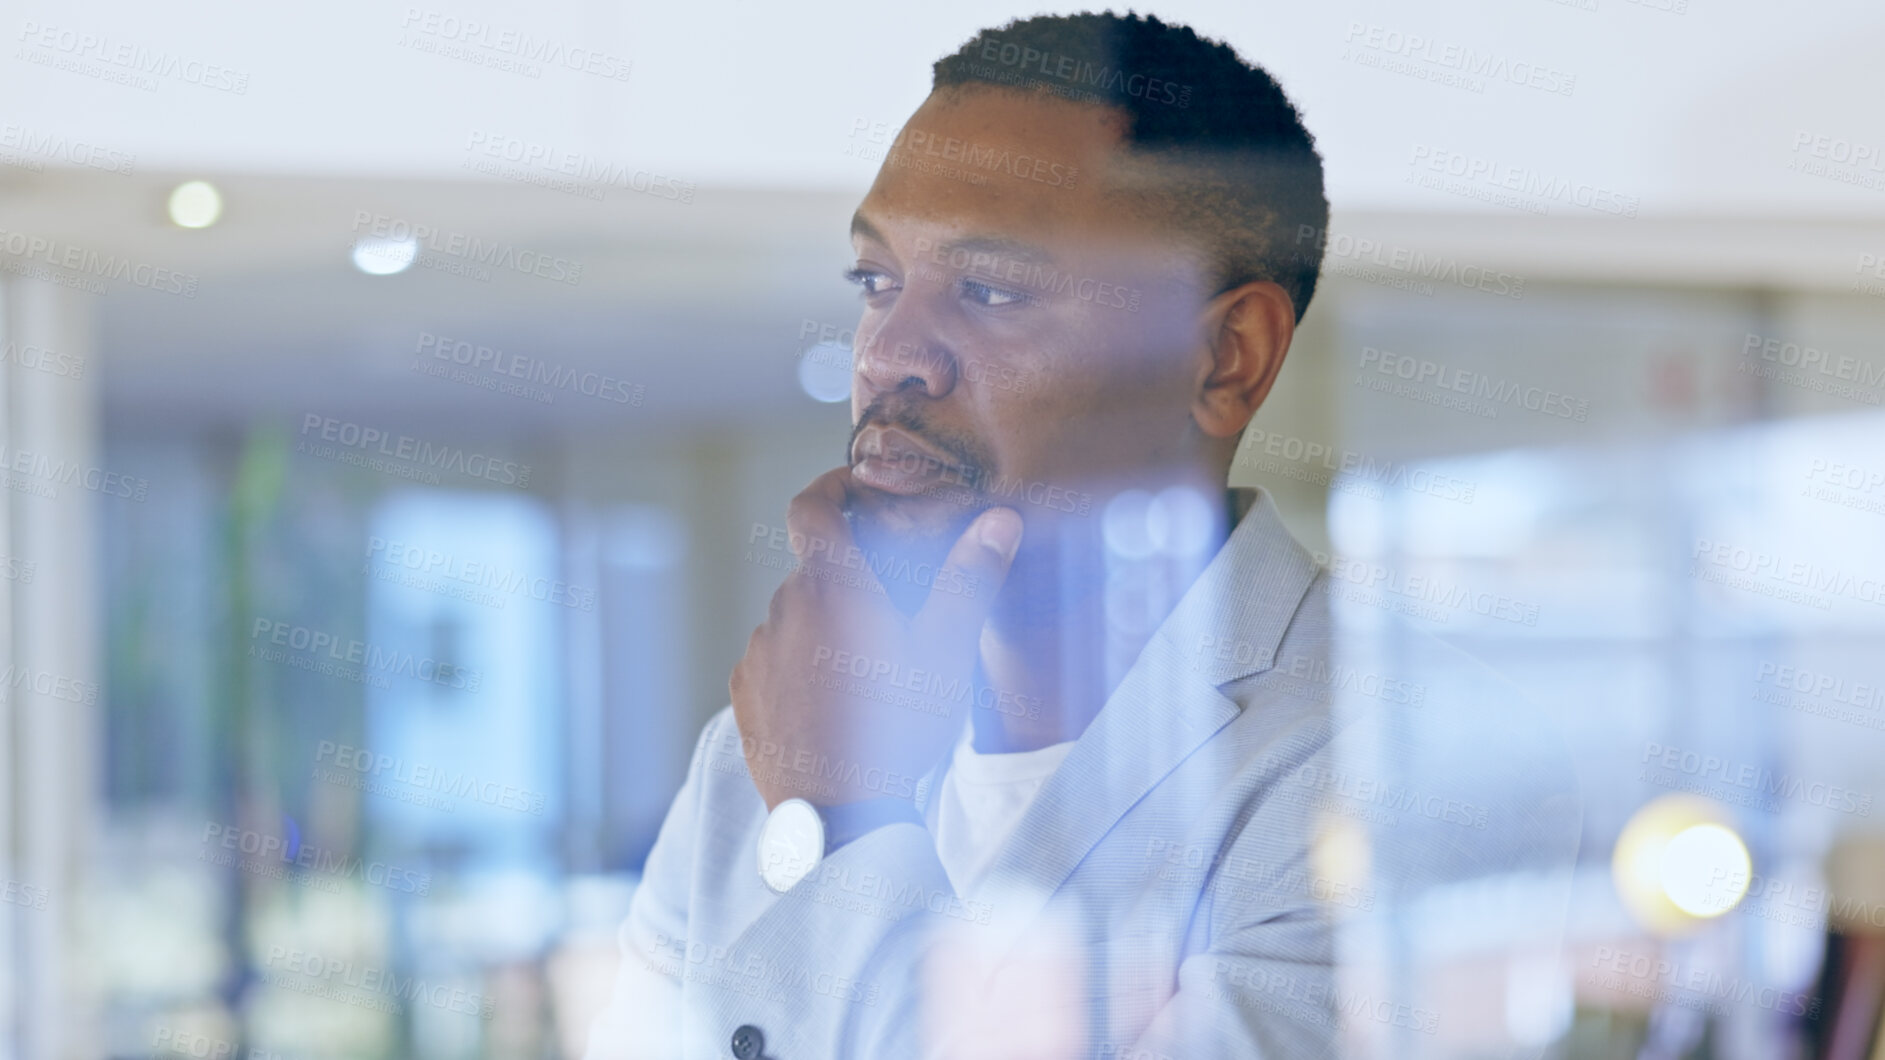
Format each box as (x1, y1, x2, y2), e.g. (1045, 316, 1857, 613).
(930, 722, 1076, 895)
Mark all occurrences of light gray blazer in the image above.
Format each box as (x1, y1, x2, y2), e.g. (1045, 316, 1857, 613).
(586, 488, 1580, 1060)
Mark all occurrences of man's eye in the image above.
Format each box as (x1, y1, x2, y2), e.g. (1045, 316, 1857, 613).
(961, 279, 1033, 308)
(842, 267, 897, 296)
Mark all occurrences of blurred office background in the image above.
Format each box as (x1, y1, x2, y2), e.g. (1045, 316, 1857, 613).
(2, 0, 1883, 1057)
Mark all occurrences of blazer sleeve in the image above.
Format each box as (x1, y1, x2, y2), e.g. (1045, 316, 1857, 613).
(692, 819, 957, 1058)
(582, 709, 721, 1060)
(584, 706, 961, 1060)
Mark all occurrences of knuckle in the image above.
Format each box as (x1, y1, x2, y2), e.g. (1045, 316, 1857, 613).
(784, 492, 820, 530)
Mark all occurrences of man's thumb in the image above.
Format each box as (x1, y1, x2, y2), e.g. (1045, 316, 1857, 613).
(971, 506, 1023, 566)
(914, 507, 1024, 635)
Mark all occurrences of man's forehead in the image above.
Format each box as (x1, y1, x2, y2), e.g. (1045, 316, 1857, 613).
(913, 83, 1130, 145)
(852, 89, 1205, 278)
(851, 210, 1057, 264)
(856, 90, 1126, 213)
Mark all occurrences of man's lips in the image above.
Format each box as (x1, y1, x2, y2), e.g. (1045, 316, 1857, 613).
(850, 425, 977, 497)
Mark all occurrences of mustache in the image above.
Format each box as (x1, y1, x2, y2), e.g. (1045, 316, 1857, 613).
(847, 398, 991, 487)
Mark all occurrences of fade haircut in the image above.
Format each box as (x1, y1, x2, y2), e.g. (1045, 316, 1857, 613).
(932, 11, 1328, 322)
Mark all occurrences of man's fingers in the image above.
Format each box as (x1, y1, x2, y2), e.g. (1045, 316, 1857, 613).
(730, 625, 764, 706)
(784, 466, 858, 566)
(913, 507, 1023, 641)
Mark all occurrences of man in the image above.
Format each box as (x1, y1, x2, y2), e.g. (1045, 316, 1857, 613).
(589, 13, 1576, 1058)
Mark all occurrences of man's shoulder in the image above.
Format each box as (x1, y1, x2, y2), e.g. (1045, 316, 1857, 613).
(1243, 587, 1583, 870)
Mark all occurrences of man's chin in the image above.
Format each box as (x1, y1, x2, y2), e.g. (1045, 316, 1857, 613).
(844, 485, 987, 615)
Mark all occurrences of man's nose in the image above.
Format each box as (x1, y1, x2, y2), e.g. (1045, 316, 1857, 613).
(855, 330, 956, 399)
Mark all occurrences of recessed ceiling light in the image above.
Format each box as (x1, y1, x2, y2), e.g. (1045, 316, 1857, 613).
(1612, 795, 1752, 933)
(168, 180, 223, 228)
(796, 341, 852, 402)
(352, 236, 419, 276)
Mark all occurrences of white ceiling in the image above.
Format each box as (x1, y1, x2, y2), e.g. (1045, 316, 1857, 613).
(2, 0, 1881, 213)
(5, 0, 1881, 441)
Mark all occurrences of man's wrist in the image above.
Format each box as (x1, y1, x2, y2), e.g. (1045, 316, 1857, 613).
(756, 795, 926, 894)
(813, 796, 925, 854)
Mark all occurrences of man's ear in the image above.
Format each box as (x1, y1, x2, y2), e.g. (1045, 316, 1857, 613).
(1191, 280, 1295, 439)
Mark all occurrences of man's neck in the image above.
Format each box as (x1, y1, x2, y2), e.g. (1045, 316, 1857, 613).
(970, 487, 1246, 754)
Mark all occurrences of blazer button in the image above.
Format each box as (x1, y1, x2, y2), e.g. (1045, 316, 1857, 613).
(730, 1024, 765, 1060)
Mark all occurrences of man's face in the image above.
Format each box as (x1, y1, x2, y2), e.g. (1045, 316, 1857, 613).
(844, 86, 1211, 563)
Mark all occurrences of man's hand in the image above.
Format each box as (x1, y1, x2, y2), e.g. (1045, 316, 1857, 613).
(731, 467, 1024, 810)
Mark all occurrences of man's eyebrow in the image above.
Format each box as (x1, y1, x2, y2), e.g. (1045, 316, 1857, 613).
(850, 211, 887, 246)
(848, 209, 1055, 260)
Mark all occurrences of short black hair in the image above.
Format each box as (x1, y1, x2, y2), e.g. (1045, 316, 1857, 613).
(932, 11, 1328, 322)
